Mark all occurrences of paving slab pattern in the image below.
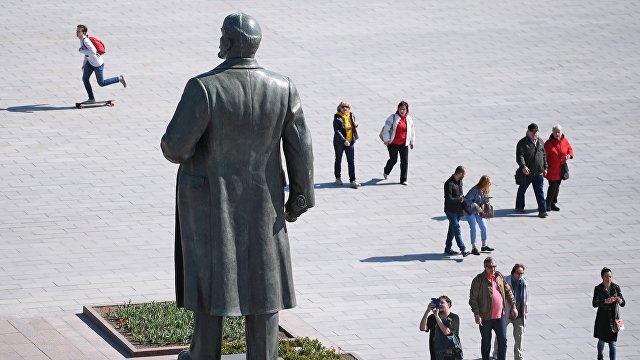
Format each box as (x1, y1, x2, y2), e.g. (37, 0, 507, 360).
(1, 0, 639, 359)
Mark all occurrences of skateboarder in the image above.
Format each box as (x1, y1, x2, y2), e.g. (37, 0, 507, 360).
(76, 24, 126, 104)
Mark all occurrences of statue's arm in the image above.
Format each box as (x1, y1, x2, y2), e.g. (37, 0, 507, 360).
(283, 80, 314, 220)
(161, 78, 210, 164)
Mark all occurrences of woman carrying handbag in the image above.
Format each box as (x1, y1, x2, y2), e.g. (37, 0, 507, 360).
(593, 267, 625, 360)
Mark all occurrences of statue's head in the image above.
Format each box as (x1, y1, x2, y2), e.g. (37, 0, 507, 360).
(218, 12, 262, 59)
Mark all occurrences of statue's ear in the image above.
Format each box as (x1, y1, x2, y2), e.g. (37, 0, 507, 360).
(222, 37, 233, 52)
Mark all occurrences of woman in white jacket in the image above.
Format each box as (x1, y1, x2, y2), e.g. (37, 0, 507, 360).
(381, 101, 415, 185)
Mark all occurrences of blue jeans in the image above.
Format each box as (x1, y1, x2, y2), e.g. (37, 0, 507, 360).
(334, 141, 356, 182)
(480, 316, 507, 360)
(445, 212, 466, 252)
(82, 63, 120, 100)
(515, 174, 547, 213)
(466, 212, 487, 247)
(597, 340, 616, 360)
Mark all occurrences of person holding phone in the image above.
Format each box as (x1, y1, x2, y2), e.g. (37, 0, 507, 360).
(593, 267, 625, 360)
(419, 295, 461, 360)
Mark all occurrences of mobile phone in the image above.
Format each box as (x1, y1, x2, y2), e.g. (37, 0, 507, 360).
(431, 298, 440, 309)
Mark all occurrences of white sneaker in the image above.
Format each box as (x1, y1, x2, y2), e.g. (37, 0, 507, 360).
(81, 99, 96, 104)
(401, 181, 408, 185)
(119, 75, 127, 88)
(335, 178, 343, 185)
(350, 181, 361, 188)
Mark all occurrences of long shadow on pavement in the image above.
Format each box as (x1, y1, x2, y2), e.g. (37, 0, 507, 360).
(361, 253, 463, 263)
(1, 104, 77, 113)
(432, 208, 538, 221)
(76, 313, 130, 358)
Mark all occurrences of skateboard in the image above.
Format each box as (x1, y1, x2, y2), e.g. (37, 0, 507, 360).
(75, 100, 115, 109)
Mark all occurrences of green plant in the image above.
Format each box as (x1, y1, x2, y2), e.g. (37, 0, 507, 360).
(104, 301, 245, 346)
(103, 301, 345, 358)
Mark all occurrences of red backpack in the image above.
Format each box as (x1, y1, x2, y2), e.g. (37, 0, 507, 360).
(87, 36, 106, 55)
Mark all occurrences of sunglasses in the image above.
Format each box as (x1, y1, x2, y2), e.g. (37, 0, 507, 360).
(486, 265, 497, 269)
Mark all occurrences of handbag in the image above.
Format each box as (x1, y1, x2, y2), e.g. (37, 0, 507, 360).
(614, 303, 625, 332)
(435, 331, 463, 358)
(514, 168, 526, 185)
(480, 202, 494, 219)
(561, 162, 569, 180)
(553, 142, 569, 180)
(379, 114, 394, 142)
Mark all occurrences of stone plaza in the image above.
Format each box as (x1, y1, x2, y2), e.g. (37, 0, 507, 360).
(1, 1, 639, 359)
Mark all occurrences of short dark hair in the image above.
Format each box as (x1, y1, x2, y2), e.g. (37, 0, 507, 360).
(77, 24, 88, 34)
(396, 100, 409, 114)
(511, 263, 525, 275)
(439, 295, 452, 307)
(454, 166, 466, 175)
(601, 267, 612, 277)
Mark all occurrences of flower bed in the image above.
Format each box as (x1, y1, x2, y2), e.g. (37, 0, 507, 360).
(83, 301, 360, 359)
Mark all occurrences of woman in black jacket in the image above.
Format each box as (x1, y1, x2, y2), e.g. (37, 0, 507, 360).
(333, 101, 360, 188)
(592, 267, 625, 360)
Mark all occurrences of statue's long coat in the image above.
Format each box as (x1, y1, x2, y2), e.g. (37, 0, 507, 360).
(161, 58, 314, 316)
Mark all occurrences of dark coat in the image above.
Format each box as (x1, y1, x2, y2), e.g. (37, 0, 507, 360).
(333, 113, 358, 145)
(516, 135, 548, 176)
(444, 176, 464, 214)
(544, 134, 574, 181)
(593, 282, 625, 342)
(161, 58, 314, 316)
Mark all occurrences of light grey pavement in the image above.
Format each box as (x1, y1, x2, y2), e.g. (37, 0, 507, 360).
(1, 0, 640, 359)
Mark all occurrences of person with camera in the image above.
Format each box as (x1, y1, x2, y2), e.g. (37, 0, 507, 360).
(419, 295, 462, 360)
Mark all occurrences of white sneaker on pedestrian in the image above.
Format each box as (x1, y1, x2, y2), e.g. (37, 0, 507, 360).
(350, 181, 361, 188)
(81, 99, 96, 104)
(335, 178, 343, 185)
(119, 75, 127, 88)
(401, 181, 408, 185)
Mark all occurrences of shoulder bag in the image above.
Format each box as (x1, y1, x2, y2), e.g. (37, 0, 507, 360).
(553, 142, 569, 180)
(379, 114, 394, 142)
(480, 195, 494, 219)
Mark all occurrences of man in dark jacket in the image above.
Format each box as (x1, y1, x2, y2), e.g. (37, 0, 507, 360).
(161, 13, 314, 360)
(515, 123, 548, 218)
(443, 166, 470, 256)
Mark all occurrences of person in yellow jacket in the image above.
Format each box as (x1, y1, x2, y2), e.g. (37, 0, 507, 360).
(333, 101, 360, 188)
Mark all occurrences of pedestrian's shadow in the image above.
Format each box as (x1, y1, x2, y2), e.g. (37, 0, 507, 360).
(361, 253, 463, 263)
(431, 208, 537, 221)
(1, 104, 77, 113)
(314, 182, 350, 189)
(360, 178, 397, 186)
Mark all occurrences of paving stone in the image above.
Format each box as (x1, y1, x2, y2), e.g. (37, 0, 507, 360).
(2, 0, 640, 359)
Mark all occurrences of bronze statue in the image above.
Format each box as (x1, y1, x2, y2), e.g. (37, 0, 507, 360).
(161, 12, 314, 360)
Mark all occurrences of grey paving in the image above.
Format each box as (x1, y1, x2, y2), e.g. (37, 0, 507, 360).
(1, 0, 640, 359)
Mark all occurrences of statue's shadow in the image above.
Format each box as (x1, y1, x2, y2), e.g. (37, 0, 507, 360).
(1, 104, 77, 113)
(361, 253, 463, 263)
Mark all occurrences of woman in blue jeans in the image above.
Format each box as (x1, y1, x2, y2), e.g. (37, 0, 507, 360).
(593, 267, 625, 360)
(464, 175, 495, 255)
